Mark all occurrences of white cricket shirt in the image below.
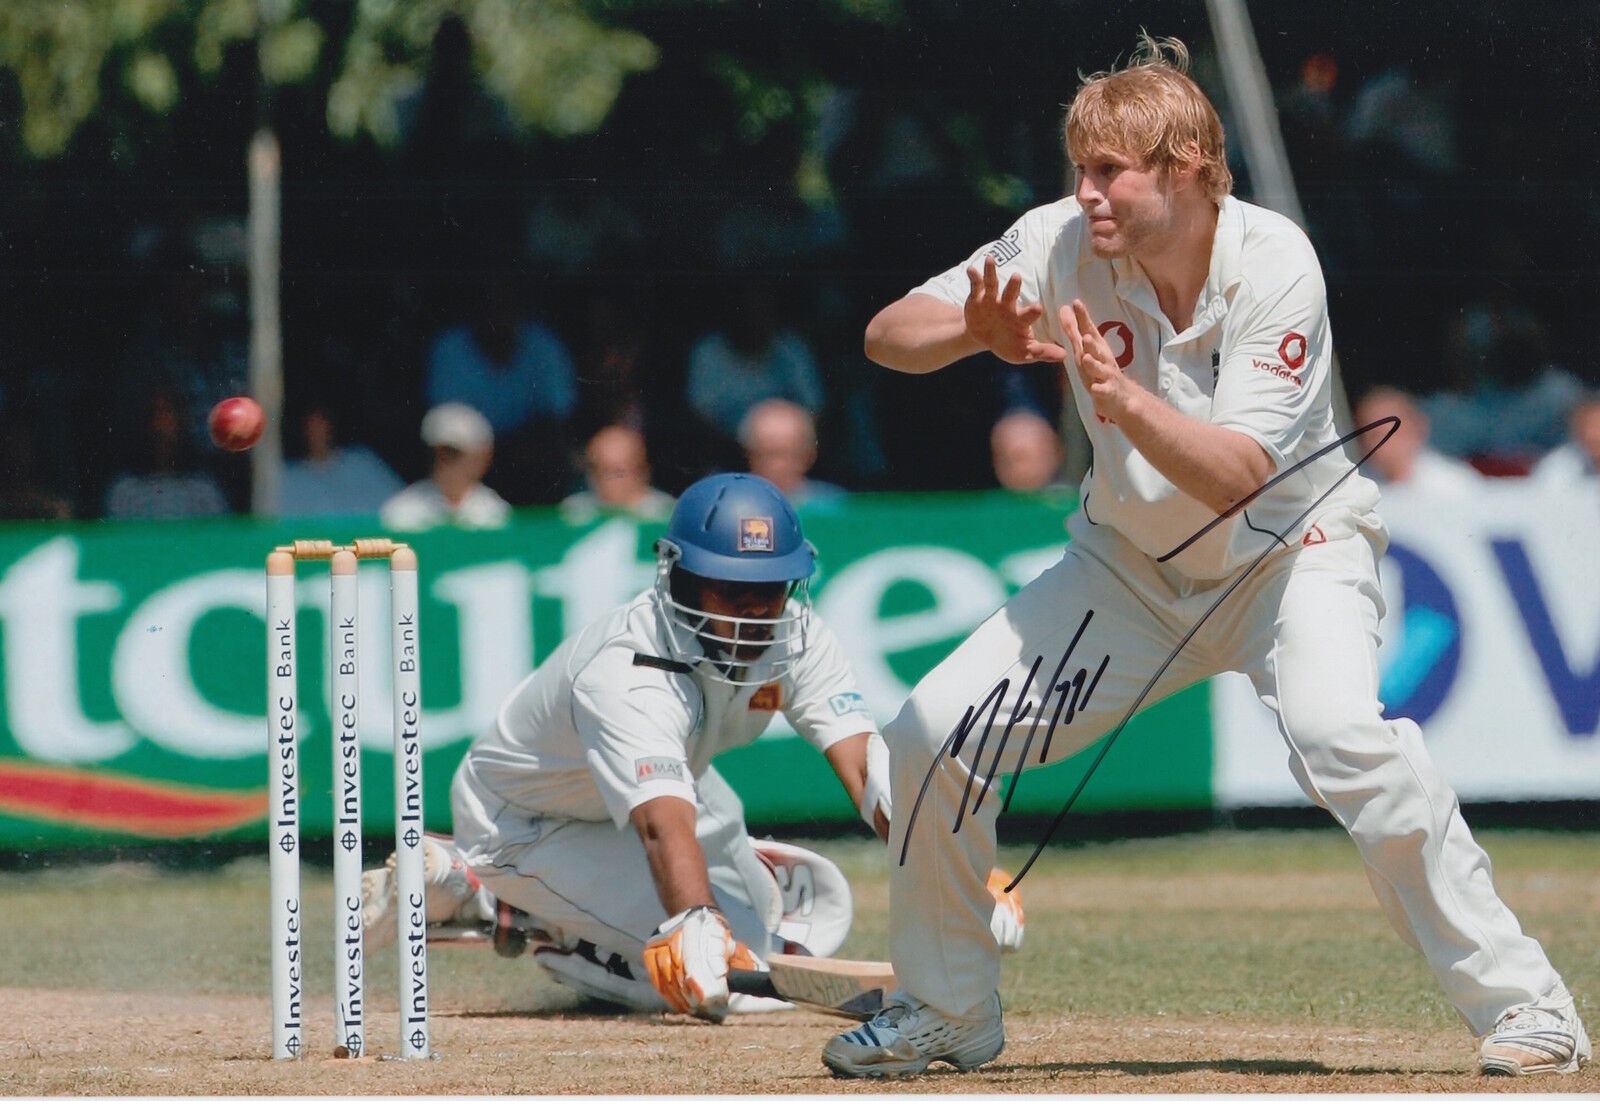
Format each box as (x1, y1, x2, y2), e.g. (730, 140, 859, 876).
(379, 479, 511, 531)
(459, 590, 874, 827)
(915, 195, 1380, 579)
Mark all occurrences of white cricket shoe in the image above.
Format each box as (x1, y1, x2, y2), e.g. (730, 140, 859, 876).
(1479, 993, 1591, 1076)
(822, 990, 1003, 1077)
(362, 834, 492, 948)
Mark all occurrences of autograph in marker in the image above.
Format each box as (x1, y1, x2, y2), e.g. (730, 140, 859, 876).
(899, 417, 1401, 889)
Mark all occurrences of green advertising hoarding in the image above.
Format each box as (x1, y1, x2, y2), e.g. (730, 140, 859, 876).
(0, 494, 1210, 850)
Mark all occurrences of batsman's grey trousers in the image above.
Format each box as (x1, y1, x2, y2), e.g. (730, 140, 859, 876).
(886, 514, 1564, 1034)
(451, 763, 779, 964)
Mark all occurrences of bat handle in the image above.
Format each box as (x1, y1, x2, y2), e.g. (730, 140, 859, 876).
(727, 968, 781, 1000)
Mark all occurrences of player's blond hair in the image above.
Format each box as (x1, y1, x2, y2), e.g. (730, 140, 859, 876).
(1065, 34, 1232, 202)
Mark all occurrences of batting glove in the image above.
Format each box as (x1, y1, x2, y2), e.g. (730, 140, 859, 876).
(988, 868, 1025, 953)
(642, 905, 756, 1021)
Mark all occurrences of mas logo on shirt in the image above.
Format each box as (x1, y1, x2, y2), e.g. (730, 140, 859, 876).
(635, 757, 686, 784)
(827, 691, 869, 717)
(748, 683, 783, 712)
(984, 230, 1021, 266)
(738, 516, 774, 553)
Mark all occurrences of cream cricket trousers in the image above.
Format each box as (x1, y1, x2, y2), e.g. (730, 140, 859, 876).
(886, 515, 1564, 1034)
(450, 762, 779, 965)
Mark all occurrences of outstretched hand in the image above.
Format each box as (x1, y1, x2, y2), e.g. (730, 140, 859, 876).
(1061, 299, 1138, 424)
(964, 255, 1068, 365)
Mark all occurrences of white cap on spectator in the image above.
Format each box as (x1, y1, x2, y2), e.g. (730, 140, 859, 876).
(420, 402, 493, 451)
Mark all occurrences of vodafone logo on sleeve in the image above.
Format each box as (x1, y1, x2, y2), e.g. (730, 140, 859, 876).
(1278, 331, 1307, 369)
(1250, 330, 1309, 388)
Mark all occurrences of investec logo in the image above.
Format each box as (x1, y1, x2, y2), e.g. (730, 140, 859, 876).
(281, 896, 302, 1040)
(334, 610, 361, 834)
(274, 696, 297, 847)
(271, 614, 299, 842)
(335, 690, 360, 833)
(337, 891, 364, 1055)
(403, 888, 428, 1049)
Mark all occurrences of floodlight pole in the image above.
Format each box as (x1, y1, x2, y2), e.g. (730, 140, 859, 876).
(248, 0, 286, 516)
(1204, 0, 1356, 444)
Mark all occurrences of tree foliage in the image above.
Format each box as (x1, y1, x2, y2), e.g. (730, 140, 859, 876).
(0, 0, 657, 158)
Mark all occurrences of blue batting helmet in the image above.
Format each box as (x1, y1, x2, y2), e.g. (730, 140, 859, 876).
(653, 473, 816, 681)
(659, 473, 816, 584)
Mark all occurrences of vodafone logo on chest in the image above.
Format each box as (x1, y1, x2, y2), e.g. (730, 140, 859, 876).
(1097, 320, 1135, 369)
(1090, 320, 1136, 425)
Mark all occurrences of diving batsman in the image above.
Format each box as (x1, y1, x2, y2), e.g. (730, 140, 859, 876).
(364, 472, 1024, 1018)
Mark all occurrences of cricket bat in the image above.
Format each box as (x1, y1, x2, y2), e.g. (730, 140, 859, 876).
(425, 920, 895, 1019)
(729, 954, 896, 1019)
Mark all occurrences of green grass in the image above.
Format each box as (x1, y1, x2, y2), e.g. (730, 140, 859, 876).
(3, 828, 1595, 1038)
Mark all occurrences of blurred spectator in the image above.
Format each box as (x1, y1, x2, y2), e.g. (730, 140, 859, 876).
(559, 425, 676, 524)
(1530, 393, 1600, 486)
(990, 409, 1065, 493)
(381, 403, 510, 531)
(425, 274, 578, 504)
(1423, 343, 1583, 468)
(123, 241, 251, 457)
(1280, 54, 1343, 180)
(1277, 53, 1369, 280)
(572, 294, 651, 439)
(1423, 241, 1584, 468)
(0, 413, 71, 520)
(277, 403, 405, 518)
(1345, 62, 1462, 176)
(103, 391, 230, 520)
(425, 275, 577, 435)
(686, 284, 825, 443)
(738, 399, 846, 509)
(994, 358, 1063, 425)
(1352, 387, 1481, 497)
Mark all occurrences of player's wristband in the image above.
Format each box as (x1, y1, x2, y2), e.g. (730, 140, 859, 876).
(859, 733, 892, 832)
(654, 903, 722, 935)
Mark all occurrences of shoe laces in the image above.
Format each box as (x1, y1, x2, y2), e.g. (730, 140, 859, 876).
(1496, 1004, 1565, 1034)
(872, 992, 922, 1028)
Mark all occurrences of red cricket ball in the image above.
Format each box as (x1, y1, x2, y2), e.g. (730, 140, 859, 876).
(208, 396, 265, 452)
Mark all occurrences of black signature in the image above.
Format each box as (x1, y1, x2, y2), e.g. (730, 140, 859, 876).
(899, 416, 1401, 887)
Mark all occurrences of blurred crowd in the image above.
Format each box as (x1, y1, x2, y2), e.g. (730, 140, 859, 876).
(0, 12, 1596, 528)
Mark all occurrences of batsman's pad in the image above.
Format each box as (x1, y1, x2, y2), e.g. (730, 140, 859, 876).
(642, 905, 756, 1021)
(750, 837, 854, 958)
(988, 867, 1025, 953)
(534, 943, 668, 1012)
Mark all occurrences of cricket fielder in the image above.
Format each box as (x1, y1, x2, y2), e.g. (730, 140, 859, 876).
(365, 473, 1023, 1018)
(821, 36, 1588, 1079)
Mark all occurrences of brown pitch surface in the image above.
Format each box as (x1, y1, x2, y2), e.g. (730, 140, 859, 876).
(1, 830, 1594, 1094)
